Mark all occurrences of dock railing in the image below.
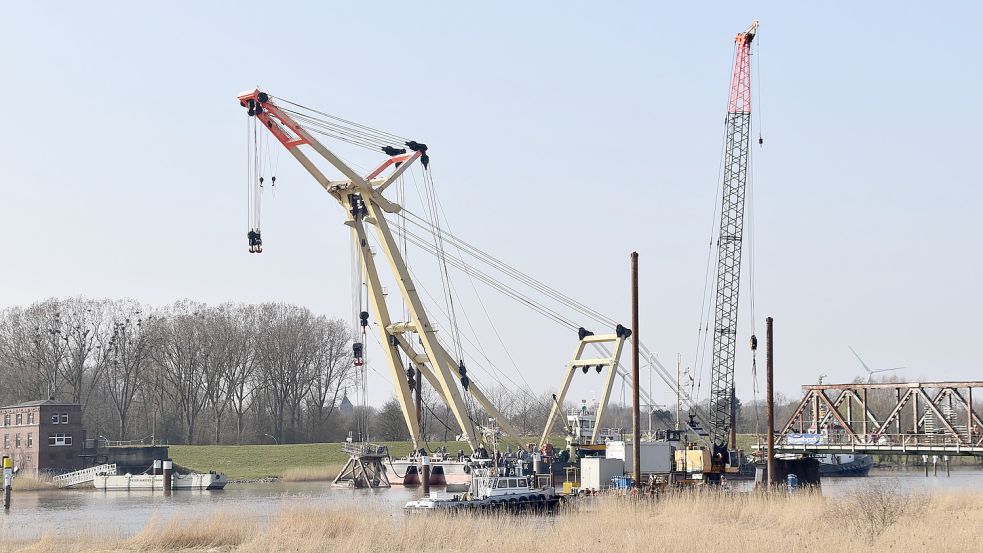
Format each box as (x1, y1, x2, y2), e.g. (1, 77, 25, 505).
(342, 442, 389, 457)
(52, 463, 117, 488)
(95, 437, 168, 448)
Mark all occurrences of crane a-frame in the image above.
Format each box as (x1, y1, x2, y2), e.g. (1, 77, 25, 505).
(237, 89, 520, 453)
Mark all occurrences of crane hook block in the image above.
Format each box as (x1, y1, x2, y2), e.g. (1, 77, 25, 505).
(750, 335, 758, 350)
(616, 324, 632, 338)
(359, 311, 369, 327)
(247, 229, 263, 253)
(578, 327, 594, 340)
(352, 342, 364, 366)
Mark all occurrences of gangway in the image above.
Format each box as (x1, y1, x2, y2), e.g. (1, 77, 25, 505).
(53, 463, 117, 488)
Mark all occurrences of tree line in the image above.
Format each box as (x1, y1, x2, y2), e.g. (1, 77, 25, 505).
(0, 298, 355, 445)
(2, 296, 857, 447)
(0, 297, 566, 446)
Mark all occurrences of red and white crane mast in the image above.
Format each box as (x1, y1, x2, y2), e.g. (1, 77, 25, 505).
(708, 21, 757, 471)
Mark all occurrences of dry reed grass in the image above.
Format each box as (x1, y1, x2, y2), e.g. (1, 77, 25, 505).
(7, 486, 983, 552)
(124, 510, 256, 550)
(279, 463, 344, 482)
(10, 473, 54, 491)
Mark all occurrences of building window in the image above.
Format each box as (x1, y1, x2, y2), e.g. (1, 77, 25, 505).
(51, 414, 59, 424)
(2, 434, 8, 448)
(61, 413, 69, 424)
(15, 434, 21, 448)
(27, 433, 33, 448)
(15, 414, 22, 425)
(27, 413, 34, 425)
(3, 414, 9, 426)
(48, 433, 72, 446)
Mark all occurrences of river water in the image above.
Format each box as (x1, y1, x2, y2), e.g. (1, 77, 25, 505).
(3, 469, 983, 542)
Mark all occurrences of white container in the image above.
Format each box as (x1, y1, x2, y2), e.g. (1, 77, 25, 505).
(580, 457, 624, 490)
(606, 441, 673, 474)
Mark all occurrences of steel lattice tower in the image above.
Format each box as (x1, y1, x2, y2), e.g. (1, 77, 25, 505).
(709, 22, 757, 458)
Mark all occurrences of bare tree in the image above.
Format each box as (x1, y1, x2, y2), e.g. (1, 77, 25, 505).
(59, 297, 107, 413)
(306, 318, 354, 441)
(0, 306, 50, 403)
(216, 304, 258, 445)
(374, 396, 411, 441)
(154, 302, 210, 444)
(101, 300, 156, 440)
(256, 303, 319, 443)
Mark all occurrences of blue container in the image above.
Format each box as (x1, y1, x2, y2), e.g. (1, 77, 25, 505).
(787, 473, 799, 490)
(611, 476, 634, 489)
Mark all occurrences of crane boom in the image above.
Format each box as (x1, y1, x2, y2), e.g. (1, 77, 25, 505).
(236, 88, 524, 453)
(708, 21, 757, 461)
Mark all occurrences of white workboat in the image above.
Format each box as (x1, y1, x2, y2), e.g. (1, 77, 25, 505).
(405, 469, 558, 512)
(93, 471, 228, 491)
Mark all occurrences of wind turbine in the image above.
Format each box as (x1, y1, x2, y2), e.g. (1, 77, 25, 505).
(848, 346, 904, 383)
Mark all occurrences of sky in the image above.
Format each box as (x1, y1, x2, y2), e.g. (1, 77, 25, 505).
(1, 1, 981, 410)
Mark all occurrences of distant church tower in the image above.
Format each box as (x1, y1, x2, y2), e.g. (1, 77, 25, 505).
(338, 391, 354, 415)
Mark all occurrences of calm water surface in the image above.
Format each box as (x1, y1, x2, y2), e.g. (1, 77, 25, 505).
(4, 469, 983, 540)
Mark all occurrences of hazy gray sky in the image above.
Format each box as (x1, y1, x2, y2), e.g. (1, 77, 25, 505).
(2, 2, 980, 408)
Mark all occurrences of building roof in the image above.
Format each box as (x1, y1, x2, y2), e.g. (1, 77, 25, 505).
(0, 399, 80, 409)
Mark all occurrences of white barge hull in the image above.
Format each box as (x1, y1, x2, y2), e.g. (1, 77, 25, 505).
(93, 472, 228, 491)
(389, 459, 470, 486)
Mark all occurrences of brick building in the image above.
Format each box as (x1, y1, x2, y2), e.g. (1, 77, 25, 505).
(0, 400, 85, 475)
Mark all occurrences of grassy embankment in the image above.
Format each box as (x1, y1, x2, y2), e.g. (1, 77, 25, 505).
(5, 484, 983, 552)
(169, 440, 472, 481)
(171, 434, 768, 481)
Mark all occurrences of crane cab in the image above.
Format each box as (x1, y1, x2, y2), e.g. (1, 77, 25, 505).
(673, 443, 742, 484)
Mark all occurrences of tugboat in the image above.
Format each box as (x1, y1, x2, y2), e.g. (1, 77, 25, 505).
(404, 468, 558, 512)
(817, 453, 873, 476)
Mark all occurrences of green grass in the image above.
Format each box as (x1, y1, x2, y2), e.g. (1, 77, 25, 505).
(169, 440, 471, 480)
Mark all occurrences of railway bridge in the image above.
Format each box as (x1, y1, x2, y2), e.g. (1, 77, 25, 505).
(775, 381, 983, 457)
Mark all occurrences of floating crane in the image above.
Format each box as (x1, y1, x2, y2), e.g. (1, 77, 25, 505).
(237, 89, 521, 454)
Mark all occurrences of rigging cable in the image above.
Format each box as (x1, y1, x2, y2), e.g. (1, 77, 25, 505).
(692, 42, 739, 408)
(391, 215, 700, 420)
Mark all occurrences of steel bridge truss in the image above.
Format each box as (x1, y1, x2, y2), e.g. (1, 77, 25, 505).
(777, 381, 983, 456)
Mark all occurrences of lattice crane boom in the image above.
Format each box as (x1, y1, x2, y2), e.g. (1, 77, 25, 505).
(708, 21, 757, 461)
